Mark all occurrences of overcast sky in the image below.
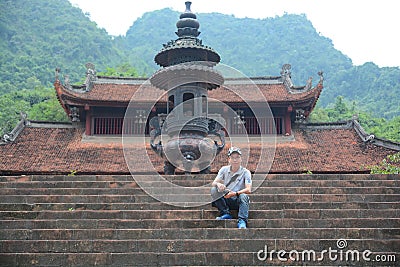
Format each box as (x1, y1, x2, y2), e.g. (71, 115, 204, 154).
(68, 0, 400, 68)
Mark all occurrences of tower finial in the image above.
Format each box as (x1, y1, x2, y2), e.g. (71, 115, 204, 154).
(176, 1, 200, 37)
(185, 1, 192, 12)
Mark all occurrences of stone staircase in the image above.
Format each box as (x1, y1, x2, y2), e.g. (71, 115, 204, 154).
(0, 174, 399, 266)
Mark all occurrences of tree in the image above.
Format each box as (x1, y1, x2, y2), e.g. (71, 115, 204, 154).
(310, 97, 400, 143)
(98, 63, 140, 77)
(0, 95, 30, 135)
(370, 152, 400, 174)
(0, 86, 68, 134)
(29, 97, 69, 122)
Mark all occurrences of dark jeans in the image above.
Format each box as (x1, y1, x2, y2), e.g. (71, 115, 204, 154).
(211, 190, 250, 222)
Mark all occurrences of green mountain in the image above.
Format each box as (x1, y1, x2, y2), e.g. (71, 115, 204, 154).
(125, 10, 353, 81)
(0, 0, 399, 130)
(123, 9, 400, 119)
(0, 0, 124, 93)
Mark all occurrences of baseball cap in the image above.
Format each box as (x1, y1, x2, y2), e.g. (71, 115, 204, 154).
(228, 147, 242, 156)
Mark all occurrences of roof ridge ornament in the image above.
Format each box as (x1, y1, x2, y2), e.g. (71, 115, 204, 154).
(55, 67, 61, 81)
(1, 112, 28, 144)
(64, 74, 71, 89)
(84, 62, 97, 92)
(281, 64, 294, 89)
(304, 76, 313, 91)
(317, 71, 324, 88)
(352, 117, 375, 143)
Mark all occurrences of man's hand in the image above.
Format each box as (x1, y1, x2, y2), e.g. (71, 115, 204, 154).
(216, 182, 226, 192)
(224, 190, 236, 198)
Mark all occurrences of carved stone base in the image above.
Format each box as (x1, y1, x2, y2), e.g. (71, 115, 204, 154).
(164, 161, 176, 175)
(199, 166, 211, 174)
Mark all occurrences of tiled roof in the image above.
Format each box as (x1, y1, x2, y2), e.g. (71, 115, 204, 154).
(56, 78, 322, 106)
(0, 123, 396, 174)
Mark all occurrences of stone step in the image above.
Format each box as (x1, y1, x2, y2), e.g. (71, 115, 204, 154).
(0, 181, 138, 189)
(1, 228, 398, 241)
(1, 179, 398, 188)
(1, 186, 398, 195)
(1, 238, 398, 254)
(0, 194, 398, 204)
(1, 218, 399, 229)
(1, 201, 398, 211)
(2, 174, 398, 181)
(262, 179, 400, 188)
(1, 251, 399, 266)
(1, 209, 399, 220)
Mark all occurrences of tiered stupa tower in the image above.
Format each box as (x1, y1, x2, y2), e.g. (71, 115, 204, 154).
(150, 1, 225, 174)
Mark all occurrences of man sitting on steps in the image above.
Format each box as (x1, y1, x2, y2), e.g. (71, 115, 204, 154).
(210, 147, 252, 229)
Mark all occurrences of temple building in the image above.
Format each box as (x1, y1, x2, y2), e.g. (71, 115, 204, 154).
(53, 63, 322, 138)
(1, 62, 398, 174)
(0, 3, 399, 175)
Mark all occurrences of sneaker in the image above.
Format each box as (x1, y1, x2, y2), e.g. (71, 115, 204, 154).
(216, 214, 233, 220)
(237, 219, 247, 229)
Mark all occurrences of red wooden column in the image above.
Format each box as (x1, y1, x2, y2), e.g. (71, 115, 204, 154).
(85, 105, 91, 136)
(285, 106, 292, 135)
